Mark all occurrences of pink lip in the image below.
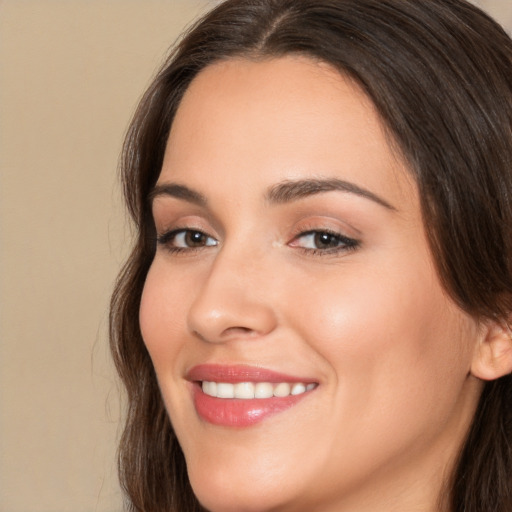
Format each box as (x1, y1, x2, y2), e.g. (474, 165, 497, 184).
(187, 364, 316, 384)
(187, 364, 317, 428)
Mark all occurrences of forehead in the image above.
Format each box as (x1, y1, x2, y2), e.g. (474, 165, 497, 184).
(161, 56, 415, 209)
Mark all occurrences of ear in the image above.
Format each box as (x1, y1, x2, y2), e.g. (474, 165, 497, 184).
(471, 319, 512, 381)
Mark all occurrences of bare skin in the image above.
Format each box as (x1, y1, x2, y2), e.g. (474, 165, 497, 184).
(140, 56, 512, 512)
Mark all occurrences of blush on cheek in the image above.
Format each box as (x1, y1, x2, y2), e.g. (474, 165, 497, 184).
(139, 269, 175, 357)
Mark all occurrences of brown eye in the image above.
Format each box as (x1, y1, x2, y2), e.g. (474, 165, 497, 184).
(157, 229, 218, 251)
(184, 230, 209, 247)
(313, 232, 343, 249)
(290, 230, 359, 254)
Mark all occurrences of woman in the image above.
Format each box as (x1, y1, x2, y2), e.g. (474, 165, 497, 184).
(110, 0, 512, 511)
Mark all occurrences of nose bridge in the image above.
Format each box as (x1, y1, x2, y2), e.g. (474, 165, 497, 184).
(187, 240, 277, 343)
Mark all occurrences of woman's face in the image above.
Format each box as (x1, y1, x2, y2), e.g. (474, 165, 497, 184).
(140, 56, 483, 512)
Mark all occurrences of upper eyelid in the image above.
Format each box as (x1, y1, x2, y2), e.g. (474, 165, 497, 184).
(152, 208, 223, 238)
(290, 231, 360, 256)
(157, 227, 216, 241)
(289, 217, 359, 238)
(153, 212, 216, 233)
(292, 228, 358, 243)
(152, 197, 362, 237)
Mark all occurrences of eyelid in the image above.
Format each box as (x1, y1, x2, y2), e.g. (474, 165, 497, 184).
(287, 217, 361, 256)
(155, 223, 219, 254)
(152, 203, 222, 238)
(289, 229, 359, 252)
(153, 211, 218, 239)
(288, 216, 359, 240)
(155, 230, 215, 258)
(158, 227, 216, 243)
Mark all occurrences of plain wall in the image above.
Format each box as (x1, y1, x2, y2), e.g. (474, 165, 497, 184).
(1, 1, 511, 511)
(0, 2, 213, 511)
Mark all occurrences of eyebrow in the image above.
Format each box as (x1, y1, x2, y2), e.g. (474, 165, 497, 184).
(149, 183, 208, 207)
(266, 178, 396, 210)
(149, 177, 396, 211)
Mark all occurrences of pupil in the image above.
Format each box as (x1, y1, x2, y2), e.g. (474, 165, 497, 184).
(315, 232, 337, 248)
(186, 231, 205, 247)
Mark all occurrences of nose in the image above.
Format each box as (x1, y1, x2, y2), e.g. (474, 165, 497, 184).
(187, 248, 278, 343)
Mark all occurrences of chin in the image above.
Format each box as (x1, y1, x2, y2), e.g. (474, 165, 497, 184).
(188, 463, 300, 512)
(192, 484, 284, 512)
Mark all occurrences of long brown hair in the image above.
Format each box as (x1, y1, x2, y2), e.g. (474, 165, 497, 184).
(110, 1, 512, 510)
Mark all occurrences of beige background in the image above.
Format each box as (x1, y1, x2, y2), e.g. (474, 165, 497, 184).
(1, 1, 511, 511)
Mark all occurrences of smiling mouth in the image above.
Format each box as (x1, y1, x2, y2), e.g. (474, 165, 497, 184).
(188, 365, 318, 427)
(201, 381, 316, 399)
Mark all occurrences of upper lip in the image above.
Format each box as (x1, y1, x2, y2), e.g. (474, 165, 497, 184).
(187, 364, 317, 384)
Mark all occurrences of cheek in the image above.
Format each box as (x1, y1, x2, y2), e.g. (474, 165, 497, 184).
(139, 261, 188, 371)
(285, 258, 475, 427)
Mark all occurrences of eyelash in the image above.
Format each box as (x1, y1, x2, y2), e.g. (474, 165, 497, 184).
(291, 229, 360, 255)
(156, 228, 218, 254)
(156, 228, 360, 256)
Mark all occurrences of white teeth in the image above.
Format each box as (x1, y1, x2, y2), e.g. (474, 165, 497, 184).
(202, 381, 217, 396)
(254, 382, 274, 398)
(273, 382, 291, 397)
(216, 382, 235, 398)
(201, 381, 316, 399)
(291, 383, 306, 395)
(234, 382, 255, 399)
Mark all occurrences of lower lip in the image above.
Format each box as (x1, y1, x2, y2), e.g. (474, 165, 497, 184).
(192, 384, 310, 427)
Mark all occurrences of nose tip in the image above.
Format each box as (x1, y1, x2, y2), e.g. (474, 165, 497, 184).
(187, 273, 278, 344)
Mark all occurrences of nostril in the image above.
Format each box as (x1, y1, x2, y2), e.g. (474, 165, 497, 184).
(222, 326, 258, 337)
(192, 325, 263, 344)
(229, 326, 253, 333)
